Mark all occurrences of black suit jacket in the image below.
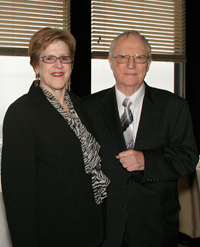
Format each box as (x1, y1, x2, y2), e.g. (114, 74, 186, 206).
(1, 82, 103, 247)
(82, 83, 198, 247)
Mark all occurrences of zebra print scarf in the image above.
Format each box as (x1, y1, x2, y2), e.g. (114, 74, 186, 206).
(40, 86, 110, 204)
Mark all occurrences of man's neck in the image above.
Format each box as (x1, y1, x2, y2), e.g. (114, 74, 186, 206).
(116, 82, 144, 97)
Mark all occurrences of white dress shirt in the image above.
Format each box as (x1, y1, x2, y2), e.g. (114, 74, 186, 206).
(115, 83, 145, 144)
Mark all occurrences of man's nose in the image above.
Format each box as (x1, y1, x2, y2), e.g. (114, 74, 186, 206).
(127, 56, 136, 68)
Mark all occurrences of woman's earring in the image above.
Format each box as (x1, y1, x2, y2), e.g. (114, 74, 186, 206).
(67, 77, 71, 91)
(34, 73, 40, 87)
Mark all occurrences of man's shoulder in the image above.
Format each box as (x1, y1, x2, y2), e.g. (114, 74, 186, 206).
(146, 84, 185, 104)
(82, 87, 114, 104)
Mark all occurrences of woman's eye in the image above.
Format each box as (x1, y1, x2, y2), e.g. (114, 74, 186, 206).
(61, 56, 68, 61)
(46, 56, 54, 60)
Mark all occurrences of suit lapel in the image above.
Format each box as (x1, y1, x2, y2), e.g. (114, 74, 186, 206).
(100, 87, 126, 152)
(134, 83, 161, 150)
(98, 84, 162, 151)
(28, 83, 82, 154)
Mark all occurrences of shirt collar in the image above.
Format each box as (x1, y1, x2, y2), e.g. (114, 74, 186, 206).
(115, 83, 145, 111)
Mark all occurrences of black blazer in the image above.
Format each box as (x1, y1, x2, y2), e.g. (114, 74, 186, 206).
(1, 82, 103, 247)
(82, 83, 199, 247)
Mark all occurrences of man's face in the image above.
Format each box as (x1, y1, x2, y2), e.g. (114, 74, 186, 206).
(109, 35, 151, 96)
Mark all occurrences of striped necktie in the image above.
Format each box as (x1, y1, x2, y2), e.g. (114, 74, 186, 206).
(121, 98, 134, 149)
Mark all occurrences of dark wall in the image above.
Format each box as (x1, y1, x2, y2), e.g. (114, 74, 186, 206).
(185, 1, 200, 153)
(70, 0, 91, 97)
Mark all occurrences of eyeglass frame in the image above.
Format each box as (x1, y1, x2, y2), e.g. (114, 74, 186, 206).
(39, 55, 74, 64)
(112, 54, 151, 64)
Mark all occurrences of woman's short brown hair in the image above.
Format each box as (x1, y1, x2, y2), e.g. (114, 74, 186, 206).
(28, 27, 76, 69)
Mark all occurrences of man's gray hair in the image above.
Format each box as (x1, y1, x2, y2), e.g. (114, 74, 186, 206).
(109, 30, 151, 58)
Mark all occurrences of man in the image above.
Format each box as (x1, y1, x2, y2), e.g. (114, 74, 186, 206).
(82, 31, 198, 247)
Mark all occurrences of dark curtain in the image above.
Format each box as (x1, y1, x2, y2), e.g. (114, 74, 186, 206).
(185, 1, 200, 153)
(70, 0, 91, 97)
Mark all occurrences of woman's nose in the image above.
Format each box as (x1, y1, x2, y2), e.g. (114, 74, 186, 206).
(54, 57, 63, 67)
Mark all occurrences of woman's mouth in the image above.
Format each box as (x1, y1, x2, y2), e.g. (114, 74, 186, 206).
(51, 72, 64, 77)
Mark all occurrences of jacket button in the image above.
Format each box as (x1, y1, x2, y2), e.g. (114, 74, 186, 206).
(122, 205, 127, 210)
(127, 177, 133, 184)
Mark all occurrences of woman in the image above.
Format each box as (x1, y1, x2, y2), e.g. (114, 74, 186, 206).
(1, 27, 109, 247)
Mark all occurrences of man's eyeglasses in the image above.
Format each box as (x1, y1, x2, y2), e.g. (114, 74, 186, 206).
(39, 56, 73, 64)
(113, 54, 150, 64)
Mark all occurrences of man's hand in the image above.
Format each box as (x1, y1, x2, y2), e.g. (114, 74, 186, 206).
(116, 150, 145, 172)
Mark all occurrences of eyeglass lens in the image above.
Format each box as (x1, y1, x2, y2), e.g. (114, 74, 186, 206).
(115, 55, 148, 64)
(41, 56, 73, 64)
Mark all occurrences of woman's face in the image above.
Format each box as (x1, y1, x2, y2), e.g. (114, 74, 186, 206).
(35, 40, 72, 94)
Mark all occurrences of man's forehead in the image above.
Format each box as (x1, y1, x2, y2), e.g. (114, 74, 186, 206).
(114, 36, 147, 52)
(117, 35, 144, 45)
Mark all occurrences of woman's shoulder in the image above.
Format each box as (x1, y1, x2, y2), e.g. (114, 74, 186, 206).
(6, 93, 30, 112)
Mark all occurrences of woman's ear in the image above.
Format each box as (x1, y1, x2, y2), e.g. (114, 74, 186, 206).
(34, 66, 39, 75)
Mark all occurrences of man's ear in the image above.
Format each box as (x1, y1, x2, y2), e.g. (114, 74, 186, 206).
(147, 59, 152, 72)
(108, 56, 113, 70)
